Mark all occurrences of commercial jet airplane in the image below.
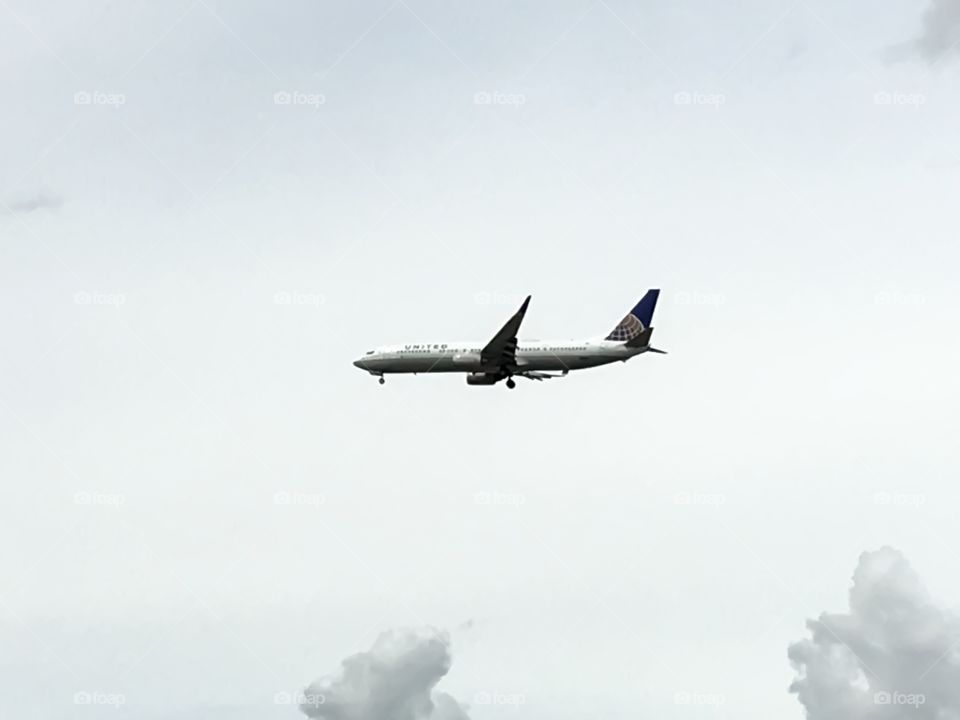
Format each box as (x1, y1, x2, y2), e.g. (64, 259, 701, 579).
(352, 290, 665, 388)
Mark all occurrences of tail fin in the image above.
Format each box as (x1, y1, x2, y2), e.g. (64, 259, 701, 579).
(605, 290, 660, 344)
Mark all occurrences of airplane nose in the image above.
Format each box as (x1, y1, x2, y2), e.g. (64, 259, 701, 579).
(353, 358, 364, 369)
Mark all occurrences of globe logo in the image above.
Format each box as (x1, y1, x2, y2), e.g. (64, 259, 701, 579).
(607, 314, 644, 342)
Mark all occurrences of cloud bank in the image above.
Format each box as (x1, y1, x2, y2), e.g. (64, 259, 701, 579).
(789, 547, 960, 719)
(300, 628, 469, 720)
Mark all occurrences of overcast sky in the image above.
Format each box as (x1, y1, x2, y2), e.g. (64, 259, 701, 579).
(2, 1, 960, 719)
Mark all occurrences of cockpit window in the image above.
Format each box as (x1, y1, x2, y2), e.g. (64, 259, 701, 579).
(365, 350, 375, 355)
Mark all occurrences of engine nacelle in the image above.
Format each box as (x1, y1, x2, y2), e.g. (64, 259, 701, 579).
(466, 373, 499, 386)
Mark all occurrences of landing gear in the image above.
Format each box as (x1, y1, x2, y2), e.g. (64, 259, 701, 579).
(505, 378, 516, 390)
(378, 376, 385, 385)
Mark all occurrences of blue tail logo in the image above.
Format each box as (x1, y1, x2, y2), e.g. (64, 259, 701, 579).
(605, 289, 660, 342)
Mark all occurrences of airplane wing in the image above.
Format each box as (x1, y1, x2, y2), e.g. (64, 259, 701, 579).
(480, 295, 531, 372)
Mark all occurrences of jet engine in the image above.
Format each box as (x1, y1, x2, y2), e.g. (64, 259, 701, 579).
(466, 373, 499, 385)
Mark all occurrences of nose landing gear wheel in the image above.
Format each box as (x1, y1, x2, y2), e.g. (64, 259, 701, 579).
(378, 377, 385, 385)
(506, 378, 516, 389)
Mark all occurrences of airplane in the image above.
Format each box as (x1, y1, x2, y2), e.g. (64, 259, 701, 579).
(352, 289, 665, 389)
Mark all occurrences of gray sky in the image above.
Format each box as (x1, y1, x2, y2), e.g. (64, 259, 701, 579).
(2, 1, 960, 719)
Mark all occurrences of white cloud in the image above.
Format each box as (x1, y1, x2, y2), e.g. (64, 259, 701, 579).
(902, 0, 960, 63)
(789, 547, 960, 719)
(3, 190, 62, 214)
(300, 628, 469, 720)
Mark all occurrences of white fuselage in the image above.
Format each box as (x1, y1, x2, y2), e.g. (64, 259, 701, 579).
(353, 339, 645, 375)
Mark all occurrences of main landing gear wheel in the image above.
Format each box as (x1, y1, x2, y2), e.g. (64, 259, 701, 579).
(506, 378, 516, 389)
